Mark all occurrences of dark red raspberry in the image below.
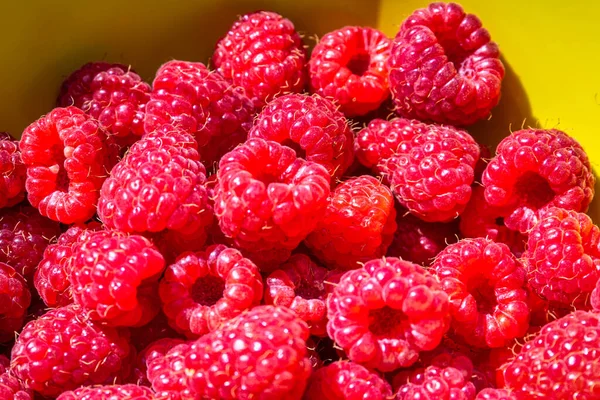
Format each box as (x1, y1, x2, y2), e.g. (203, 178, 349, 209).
(305, 337, 324, 369)
(184, 305, 311, 399)
(327, 257, 450, 372)
(98, 127, 213, 240)
(133, 337, 186, 386)
(215, 138, 330, 270)
(522, 208, 600, 308)
(395, 364, 477, 400)
(305, 175, 396, 270)
(309, 26, 391, 117)
(0, 262, 30, 343)
(303, 360, 392, 400)
(213, 11, 307, 108)
(482, 129, 595, 233)
(10, 304, 134, 397)
(34, 222, 100, 308)
(20, 106, 113, 223)
(503, 310, 600, 399)
(248, 93, 354, 180)
(387, 211, 459, 265)
(58, 63, 151, 146)
(388, 2, 504, 126)
(475, 388, 517, 400)
(159, 244, 263, 338)
(57, 384, 154, 400)
(592, 279, 600, 311)
(0, 204, 61, 280)
(264, 254, 333, 336)
(69, 230, 166, 327)
(432, 238, 530, 348)
(144, 60, 254, 168)
(148, 342, 193, 400)
(355, 118, 480, 222)
(0, 354, 32, 400)
(129, 311, 182, 352)
(0, 133, 26, 209)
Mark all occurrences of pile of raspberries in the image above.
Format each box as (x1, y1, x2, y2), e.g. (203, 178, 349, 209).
(1, 3, 599, 400)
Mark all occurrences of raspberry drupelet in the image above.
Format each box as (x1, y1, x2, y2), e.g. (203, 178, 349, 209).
(0, 262, 31, 343)
(213, 11, 307, 108)
(147, 342, 194, 399)
(309, 26, 392, 117)
(56, 384, 155, 400)
(0, 355, 32, 400)
(482, 128, 595, 233)
(132, 337, 186, 386)
(388, 2, 505, 126)
(19, 106, 113, 223)
(432, 238, 530, 348)
(327, 257, 451, 372)
(395, 364, 477, 400)
(215, 138, 330, 270)
(159, 244, 263, 338)
(305, 175, 397, 270)
(248, 93, 354, 180)
(0, 132, 26, 209)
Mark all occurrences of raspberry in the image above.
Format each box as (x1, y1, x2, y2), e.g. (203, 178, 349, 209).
(482, 129, 595, 233)
(305, 176, 397, 270)
(184, 305, 312, 399)
(147, 342, 194, 400)
(58, 63, 151, 145)
(327, 257, 450, 371)
(264, 254, 333, 336)
(0, 262, 30, 343)
(98, 127, 213, 239)
(503, 310, 600, 399)
(56, 384, 155, 400)
(432, 238, 530, 348)
(522, 208, 600, 308)
(0, 133, 26, 209)
(20, 106, 113, 223)
(395, 364, 477, 400)
(355, 118, 479, 222)
(215, 138, 330, 269)
(248, 93, 354, 180)
(475, 389, 516, 400)
(34, 222, 100, 308)
(10, 304, 134, 397)
(593, 279, 600, 311)
(213, 11, 307, 108)
(303, 360, 393, 400)
(69, 230, 166, 327)
(388, 2, 504, 126)
(144, 61, 254, 167)
(133, 337, 186, 386)
(0, 355, 32, 400)
(309, 26, 392, 117)
(0, 204, 61, 280)
(387, 211, 459, 265)
(159, 244, 263, 338)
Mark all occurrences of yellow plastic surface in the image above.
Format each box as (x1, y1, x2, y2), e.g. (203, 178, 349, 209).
(1, 0, 599, 214)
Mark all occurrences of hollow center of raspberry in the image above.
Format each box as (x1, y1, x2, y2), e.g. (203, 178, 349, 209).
(466, 275, 497, 314)
(282, 139, 307, 160)
(435, 32, 469, 66)
(368, 306, 407, 338)
(347, 52, 371, 76)
(514, 172, 554, 210)
(191, 275, 225, 306)
(51, 146, 69, 192)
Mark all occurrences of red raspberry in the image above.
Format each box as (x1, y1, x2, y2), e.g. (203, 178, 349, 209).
(355, 118, 480, 222)
(387, 211, 459, 265)
(147, 342, 194, 400)
(129, 311, 182, 352)
(10, 304, 134, 397)
(34, 223, 100, 307)
(159, 244, 263, 338)
(57, 384, 154, 400)
(482, 129, 595, 233)
(69, 230, 166, 327)
(248, 93, 354, 180)
(305, 175, 397, 270)
(0, 204, 61, 280)
(0, 133, 26, 209)
(213, 11, 307, 108)
(395, 364, 477, 400)
(309, 26, 391, 117)
(215, 138, 330, 269)
(503, 310, 600, 398)
(0, 355, 32, 400)
(592, 279, 600, 311)
(432, 238, 530, 348)
(522, 208, 600, 308)
(327, 258, 450, 371)
(303, 360, 392, 400)
(475, 389, 517, 400)
(20, 106, 113, 223)
(98, 127, 213, 239)
(144, 60, 254, 167)
(58, 63, 151, 145)
(388, 2, 504, 126)
(0, 262, 30, 343)
(133, 337, 186, 386)
(184, 305, 312, 399)
(264, 254, 334, 336)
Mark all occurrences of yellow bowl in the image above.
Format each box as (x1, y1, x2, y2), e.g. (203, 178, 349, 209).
(2, 0, 599, 215)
